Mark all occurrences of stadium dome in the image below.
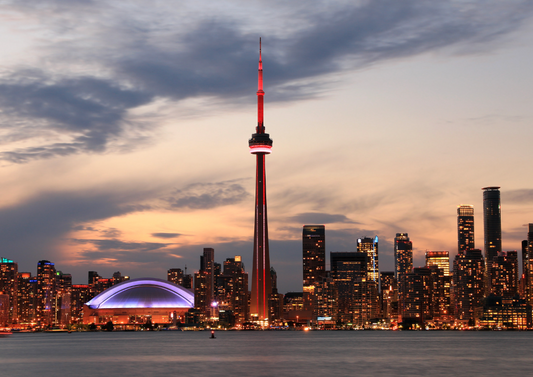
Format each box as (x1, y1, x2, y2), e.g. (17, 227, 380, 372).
(86, 278, 194, 309)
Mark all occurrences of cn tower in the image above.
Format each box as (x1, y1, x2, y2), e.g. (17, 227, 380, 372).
(249, 38, 272, 322)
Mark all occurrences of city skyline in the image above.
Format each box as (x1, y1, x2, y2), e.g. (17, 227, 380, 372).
(0, 1, 533, 293)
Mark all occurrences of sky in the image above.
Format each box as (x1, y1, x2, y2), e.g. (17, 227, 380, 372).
(1, 0, 533, 293)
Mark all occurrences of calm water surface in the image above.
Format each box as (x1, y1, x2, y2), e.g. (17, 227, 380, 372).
(1, 331, 532, 376)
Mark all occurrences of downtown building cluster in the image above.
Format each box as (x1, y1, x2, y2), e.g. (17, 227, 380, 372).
(301, 187, 533, 330)
(0, 260, 130, 328)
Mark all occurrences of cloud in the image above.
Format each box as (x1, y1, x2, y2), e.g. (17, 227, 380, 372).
(164, 180, 250, 209)
(288, 212, 359, 225)
(151, 232, 182, 239)
(504, 189, 533, 204)
(100, 228, 122, 238)
(1, 0, 532, 163)
(74, 238, 170, 253)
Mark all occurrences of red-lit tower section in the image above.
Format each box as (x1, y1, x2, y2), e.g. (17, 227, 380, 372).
(249, 38, 273, 322)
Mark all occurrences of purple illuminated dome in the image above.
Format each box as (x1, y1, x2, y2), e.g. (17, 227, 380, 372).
(86, 278, 194, 309)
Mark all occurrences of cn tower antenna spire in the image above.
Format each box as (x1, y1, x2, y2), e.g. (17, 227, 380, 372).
(257, 38, 264, 134)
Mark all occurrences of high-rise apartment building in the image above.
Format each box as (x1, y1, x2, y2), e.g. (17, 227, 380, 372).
(36, 260, 56, 327)
(71, 284, 92, 324)
(394, 233, 413, 319)
(483, 187, 502, 294)
(194, 248, 216, 320)
(403, 265, 447, 326)
(219, 256, 249, 324)
(330, 252, 377, 325)
(315, 274, 338, 323)
(490, 251, 518, 298)
(453, 249, 485, 326)
(56, 271, 72, 326)
(357, 236, 379, 286)
(0, 258, 18, 323)
(17, 272, 36, 323)
(302, 225, 326, 288)
(380, 271, 397, 321)
(458, 205, 475, 255)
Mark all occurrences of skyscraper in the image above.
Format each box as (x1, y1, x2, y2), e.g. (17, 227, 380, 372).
(453, 249, 485, 326)
(0, 258, 18, 324)
(249, 39, 273, 322)
(490, 251, 518, 298)
(357, 236, 379, 285)
(303, 225, 326, 288)
(194, 248, 216, 320)
(522, 224, 533, 304)
(458, 205, 475, 255)
(330, 252, 377, 325)
(394, 233, 413, 320)
(36, 260, 56, 327)
(483, 186, 502, 294)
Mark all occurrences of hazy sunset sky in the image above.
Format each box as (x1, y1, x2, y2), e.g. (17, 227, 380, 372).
(1, 0, 533, 292)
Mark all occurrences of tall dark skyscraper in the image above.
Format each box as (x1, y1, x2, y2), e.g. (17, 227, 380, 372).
(303, 225, 326, 288)
(483, 187, 502, 294)
(394, 233, 413, 319)
(249, 39, 273, 322)
(36, 260, 56, 326)
(525, 224, 533, 304)
(194, 248, 216, 319)
(458, 205, 475, 255)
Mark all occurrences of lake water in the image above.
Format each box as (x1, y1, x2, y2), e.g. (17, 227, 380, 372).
(1, 331, 532, 376)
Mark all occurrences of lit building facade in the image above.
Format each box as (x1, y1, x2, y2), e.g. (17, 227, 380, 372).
(216, 256, 249, 324)
(302, 225, 326, 288)
(357, 236, 379, 286)
(425, 251, 450, 277)
(36, 260, 56, 327)
(0, 258, 18, 323)
(17, 272, 36, 323)
(525, 224, 533, 304)
(315, 274, 338, 324)
(490, 251, 518, 298)
(479, 296, 531, 330)
(380, 272, 397, 321)
(330, 251, 377, 325)
(56, 271, 72, 326)
(194, 248, 216, 320)
(453, 249, 485, 325)
(394, 233, 413, 319)
(71, 284, 92, 324)
(249, 40, 273, 322)
(458, 205, 475, 255)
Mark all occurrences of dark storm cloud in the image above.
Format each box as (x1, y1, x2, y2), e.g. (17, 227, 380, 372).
(164, 180, 250, 209)
(288, 212, 359, 225)
(1, 0, 532, 162)
(0, 75, 153, 163)
(0, 189, 151, 273)
(151, 233, 182, 239)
